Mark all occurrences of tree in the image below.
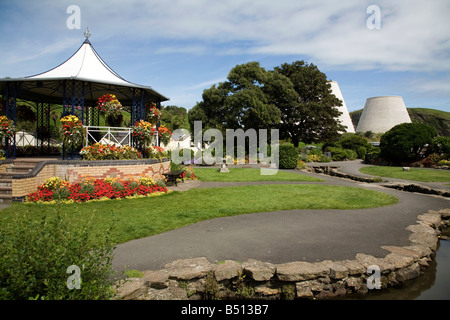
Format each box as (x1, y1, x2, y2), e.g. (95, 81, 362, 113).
(188, 62, 283, 133)
(380, 122, 437, 163)
(160, 105, 189, 131)
(274, 61, 345, 146)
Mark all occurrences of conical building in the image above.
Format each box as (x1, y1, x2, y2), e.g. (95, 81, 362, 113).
(356, 96, 411, 133)
(329, 81, 355, 133)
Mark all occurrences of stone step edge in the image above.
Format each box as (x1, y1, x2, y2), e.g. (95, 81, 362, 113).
(114, 208, 450, 300)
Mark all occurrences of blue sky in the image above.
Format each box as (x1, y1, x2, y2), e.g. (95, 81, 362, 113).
(1, 0, 449, 113)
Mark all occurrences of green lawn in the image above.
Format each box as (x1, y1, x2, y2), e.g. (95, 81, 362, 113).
(193, 167, 324, 182)
(0, 184, 397, 245)
(360, 166, 450, 182)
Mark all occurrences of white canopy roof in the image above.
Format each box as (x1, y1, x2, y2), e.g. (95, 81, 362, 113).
(28, 38, 134, 87)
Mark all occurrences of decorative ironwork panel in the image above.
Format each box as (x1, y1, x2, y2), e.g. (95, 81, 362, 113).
(62, 80, 85, 123)
(36, 101, 51, 155)
(131, 88, 145, 125)
(85, 105, 100, 127)
(62, 80, 85, 159)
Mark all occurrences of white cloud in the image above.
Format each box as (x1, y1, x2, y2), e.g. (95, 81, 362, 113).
(2, 0, 449, 73)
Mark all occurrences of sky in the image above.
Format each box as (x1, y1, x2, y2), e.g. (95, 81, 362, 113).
(0, 0, 449, 113)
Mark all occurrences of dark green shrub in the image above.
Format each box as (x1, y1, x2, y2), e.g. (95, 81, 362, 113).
(356, 146, 367, 159)
(278, 143, 299, 169)
(338, 134, 373, 159)
(431, 136, 450, 158)
(380, 123, 437, 163)
(328, 147, 357, 161)
(0, 207, 117, 300)
(364, 147, 381, 164)
(322, 141, 339, 153)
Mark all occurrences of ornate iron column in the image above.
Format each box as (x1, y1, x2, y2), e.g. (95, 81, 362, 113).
(4, 82, 18, 159)
(131, 88, 145, 153)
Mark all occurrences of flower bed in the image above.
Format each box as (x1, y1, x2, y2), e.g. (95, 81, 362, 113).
(27, 175, 168, 203)
(80, 143, 141, 160)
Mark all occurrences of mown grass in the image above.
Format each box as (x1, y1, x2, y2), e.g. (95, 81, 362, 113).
(193, 167, 323, 182)
(0, 184, 398, 245)
(360, 166, 450, 182)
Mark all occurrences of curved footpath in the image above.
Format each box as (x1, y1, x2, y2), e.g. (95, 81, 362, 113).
(112, 161, 450, 299)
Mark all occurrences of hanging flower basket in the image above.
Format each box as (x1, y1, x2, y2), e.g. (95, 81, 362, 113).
(0, 116, 16, 142)
(97, 93, 123, 126)
(60, 115, 86, 147)
(157, 125, 172, 146)
(132, 120, 155, 146)
(145, 103, 161, 124)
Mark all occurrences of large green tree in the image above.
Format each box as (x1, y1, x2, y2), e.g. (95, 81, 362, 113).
(274, 61, 345, 145)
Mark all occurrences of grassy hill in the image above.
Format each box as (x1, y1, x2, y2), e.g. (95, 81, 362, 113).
(350, 108, 450, 136)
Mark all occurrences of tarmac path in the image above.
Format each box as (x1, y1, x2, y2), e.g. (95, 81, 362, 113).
(112, 161, 449, 272)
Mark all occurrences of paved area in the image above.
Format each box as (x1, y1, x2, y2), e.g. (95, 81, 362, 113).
(112, 161, 450, 272)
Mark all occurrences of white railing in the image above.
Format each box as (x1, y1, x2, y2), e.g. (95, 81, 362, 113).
(15, 130, 62, 147)
(15, 130, 36, 147)
(85, 126, 133, 147)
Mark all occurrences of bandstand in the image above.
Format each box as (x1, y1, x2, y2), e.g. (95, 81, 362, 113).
(0, 28, 169, 159)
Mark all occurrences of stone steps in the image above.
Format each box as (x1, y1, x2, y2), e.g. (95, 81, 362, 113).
(0, 159, 41, 204)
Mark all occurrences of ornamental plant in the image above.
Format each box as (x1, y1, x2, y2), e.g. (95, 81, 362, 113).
(145, 103, 161, 124)
(157, 125, 172, 146)
(42, 176, 70, 191)
(132, 120, 155, 146)
(97, 93, 122, 118)
(60, 115, 85, 147)
(0, 115, 16, 141)
(80, 143, 141, 160)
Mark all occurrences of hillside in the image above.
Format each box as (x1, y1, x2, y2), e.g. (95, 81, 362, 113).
(350, 108, 450, 136)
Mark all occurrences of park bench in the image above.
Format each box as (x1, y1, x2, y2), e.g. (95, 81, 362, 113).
(163, 169, 186, 186)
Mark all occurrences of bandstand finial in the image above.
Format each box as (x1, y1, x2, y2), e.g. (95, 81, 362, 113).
(84, 27, 91, 39)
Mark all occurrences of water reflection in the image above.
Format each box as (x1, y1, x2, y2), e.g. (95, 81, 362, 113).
(344, 227, 450, 300)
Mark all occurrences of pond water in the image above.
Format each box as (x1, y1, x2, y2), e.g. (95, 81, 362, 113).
(346, 228, 450, 300)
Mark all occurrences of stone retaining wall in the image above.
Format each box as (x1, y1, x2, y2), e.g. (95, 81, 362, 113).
(11, 159, 170, 200)
(308, 165, 450, 197)
(115, 209, 450, 300)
